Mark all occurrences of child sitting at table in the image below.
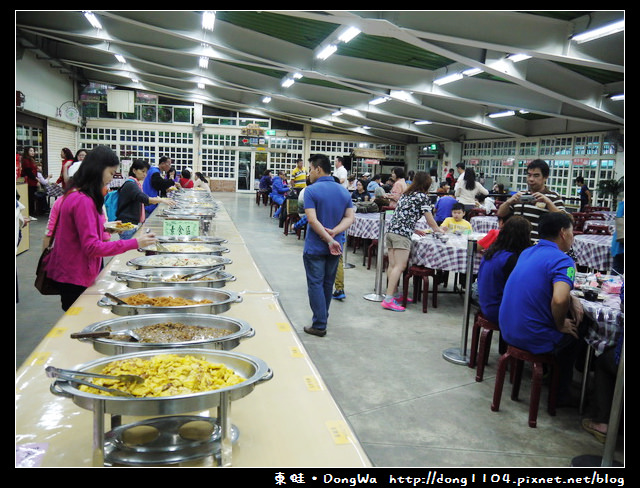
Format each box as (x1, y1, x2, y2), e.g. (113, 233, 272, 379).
(441, 203, 473, 233)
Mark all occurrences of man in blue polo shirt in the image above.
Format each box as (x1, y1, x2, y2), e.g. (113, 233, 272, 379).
(499, 211, 583, 404)
(143, 156, 179, 216)
(302, 154, 354, 337)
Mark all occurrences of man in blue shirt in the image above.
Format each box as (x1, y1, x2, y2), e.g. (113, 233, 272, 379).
(143, 156, 178, 216)
(499, 211, 583, 404)
(302, 154, 355, 337)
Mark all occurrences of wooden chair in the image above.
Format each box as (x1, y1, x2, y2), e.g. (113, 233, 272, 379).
(401, 265, 439, 313)
(366, 240, 388, 271)
(256, 189, 269, 206)
(468, 311, 500, 382)
(283, 198, 301, 236)
(466, 207, 486, 220)
(491, 345, 560, 428)
(584, 224, 611, 235)
(570, 212, 588, 234)
(269, 200, 280, 218)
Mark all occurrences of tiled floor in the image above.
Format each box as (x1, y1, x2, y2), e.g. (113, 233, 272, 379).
(15, 192, 623, 467)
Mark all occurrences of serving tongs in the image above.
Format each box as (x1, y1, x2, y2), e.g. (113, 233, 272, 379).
(144, 227, 169, 251)
(177, 267, 219, 281)
(45, 366, 144, 397)
(103, 292, 149, 309)
(70, 328, 142, 342)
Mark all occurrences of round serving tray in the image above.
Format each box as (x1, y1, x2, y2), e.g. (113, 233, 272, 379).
(127, 254, 232, 270)
(97, 287, 241, 316)
(113, 268, 235, 289)
(73, 313, 255, 355)
(48, 348, 273, 416)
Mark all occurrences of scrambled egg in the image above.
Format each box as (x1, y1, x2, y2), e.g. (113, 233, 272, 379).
(78, 354, 245, 397)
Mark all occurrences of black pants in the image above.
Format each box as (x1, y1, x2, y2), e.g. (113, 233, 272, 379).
(592, 346, 620, 423)
(58, 282, 87, 311)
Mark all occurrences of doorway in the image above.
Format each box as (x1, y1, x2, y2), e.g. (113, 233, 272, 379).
(237, 151, 268, 191)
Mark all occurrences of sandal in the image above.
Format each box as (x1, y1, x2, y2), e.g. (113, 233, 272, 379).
(581, 418, 607, 443)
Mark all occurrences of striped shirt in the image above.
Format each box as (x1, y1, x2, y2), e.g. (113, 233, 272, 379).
(291, 167, 308, 188)
(506, 189, 565, 237)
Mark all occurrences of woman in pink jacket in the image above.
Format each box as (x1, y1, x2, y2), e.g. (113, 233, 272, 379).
(47, 146, 156, 311)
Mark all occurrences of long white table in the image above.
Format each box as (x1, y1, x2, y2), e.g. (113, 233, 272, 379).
(15, 204, 371, 468)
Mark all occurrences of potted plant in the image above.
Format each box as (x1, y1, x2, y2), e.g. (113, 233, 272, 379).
(597, 176, 624, 210)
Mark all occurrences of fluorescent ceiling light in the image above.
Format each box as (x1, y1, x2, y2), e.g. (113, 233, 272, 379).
(338, 27, 361, 43)
(202, 11, 216, 31)
(488, 110, 515, 118)
(462, 67, 483, 77)
(316, 44, 337, 60)
(370, 96, 390, 105)
(434, 72, 463, 86)
(507, 54, 531, 63)
(292, 72, 303, 80)
(83, 11, 102, 29)
(197, 82, 205, 89)
(281, 77, 295, 88)
(572, 20, 624, 43)
(199, 56, 209, 69)
(414, 120, 432, 125)
(262, 96, 271, 103)
(610, 94, 624, 101)
(114, 54, 126, 64)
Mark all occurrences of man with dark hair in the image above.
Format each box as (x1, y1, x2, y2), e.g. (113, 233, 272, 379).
(575, 176, 591, 212)
(302, 154, 355, 337)
(496, 158, 565, 238)
(499, 211, 583, 405)
(455, 161, 466, 187)
(143, 155, 179, 215)
(333, 156, 348, 189)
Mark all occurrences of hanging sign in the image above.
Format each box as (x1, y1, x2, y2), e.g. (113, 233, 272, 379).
(573, 158, 589, 166)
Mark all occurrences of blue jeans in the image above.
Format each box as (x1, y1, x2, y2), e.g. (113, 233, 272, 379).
(119, 228, 138, 241)
(303, 252, 340, 330)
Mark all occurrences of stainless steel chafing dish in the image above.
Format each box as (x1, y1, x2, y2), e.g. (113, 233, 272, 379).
(48, 349, 272, 414)
(163, 208, 216, 217)
(47, 349, 273, 466)
(155, 235, 227, 244)
(139, 242, 230, 256)
(112, 268, 235, 289)
(71, 313, 254, 355)
(127, 254, 232, 270)
(97, 287, 242, 316)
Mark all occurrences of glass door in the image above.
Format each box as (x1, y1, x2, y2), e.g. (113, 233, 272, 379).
(237, 151, 268, 191)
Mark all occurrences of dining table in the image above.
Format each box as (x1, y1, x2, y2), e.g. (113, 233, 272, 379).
(571, 234, 613, 271)
(409, 232, 485, 274)
(470, 215, 499, 233)
(573, 286, 624, 414)
(348, 212, 431, 241)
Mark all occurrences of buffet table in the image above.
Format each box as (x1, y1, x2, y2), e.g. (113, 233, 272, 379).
(15, 202, 371, 467)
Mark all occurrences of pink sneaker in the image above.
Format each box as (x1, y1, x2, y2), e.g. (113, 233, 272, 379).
(396, 295, 413, 303)
(382, 299, 405, 312)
